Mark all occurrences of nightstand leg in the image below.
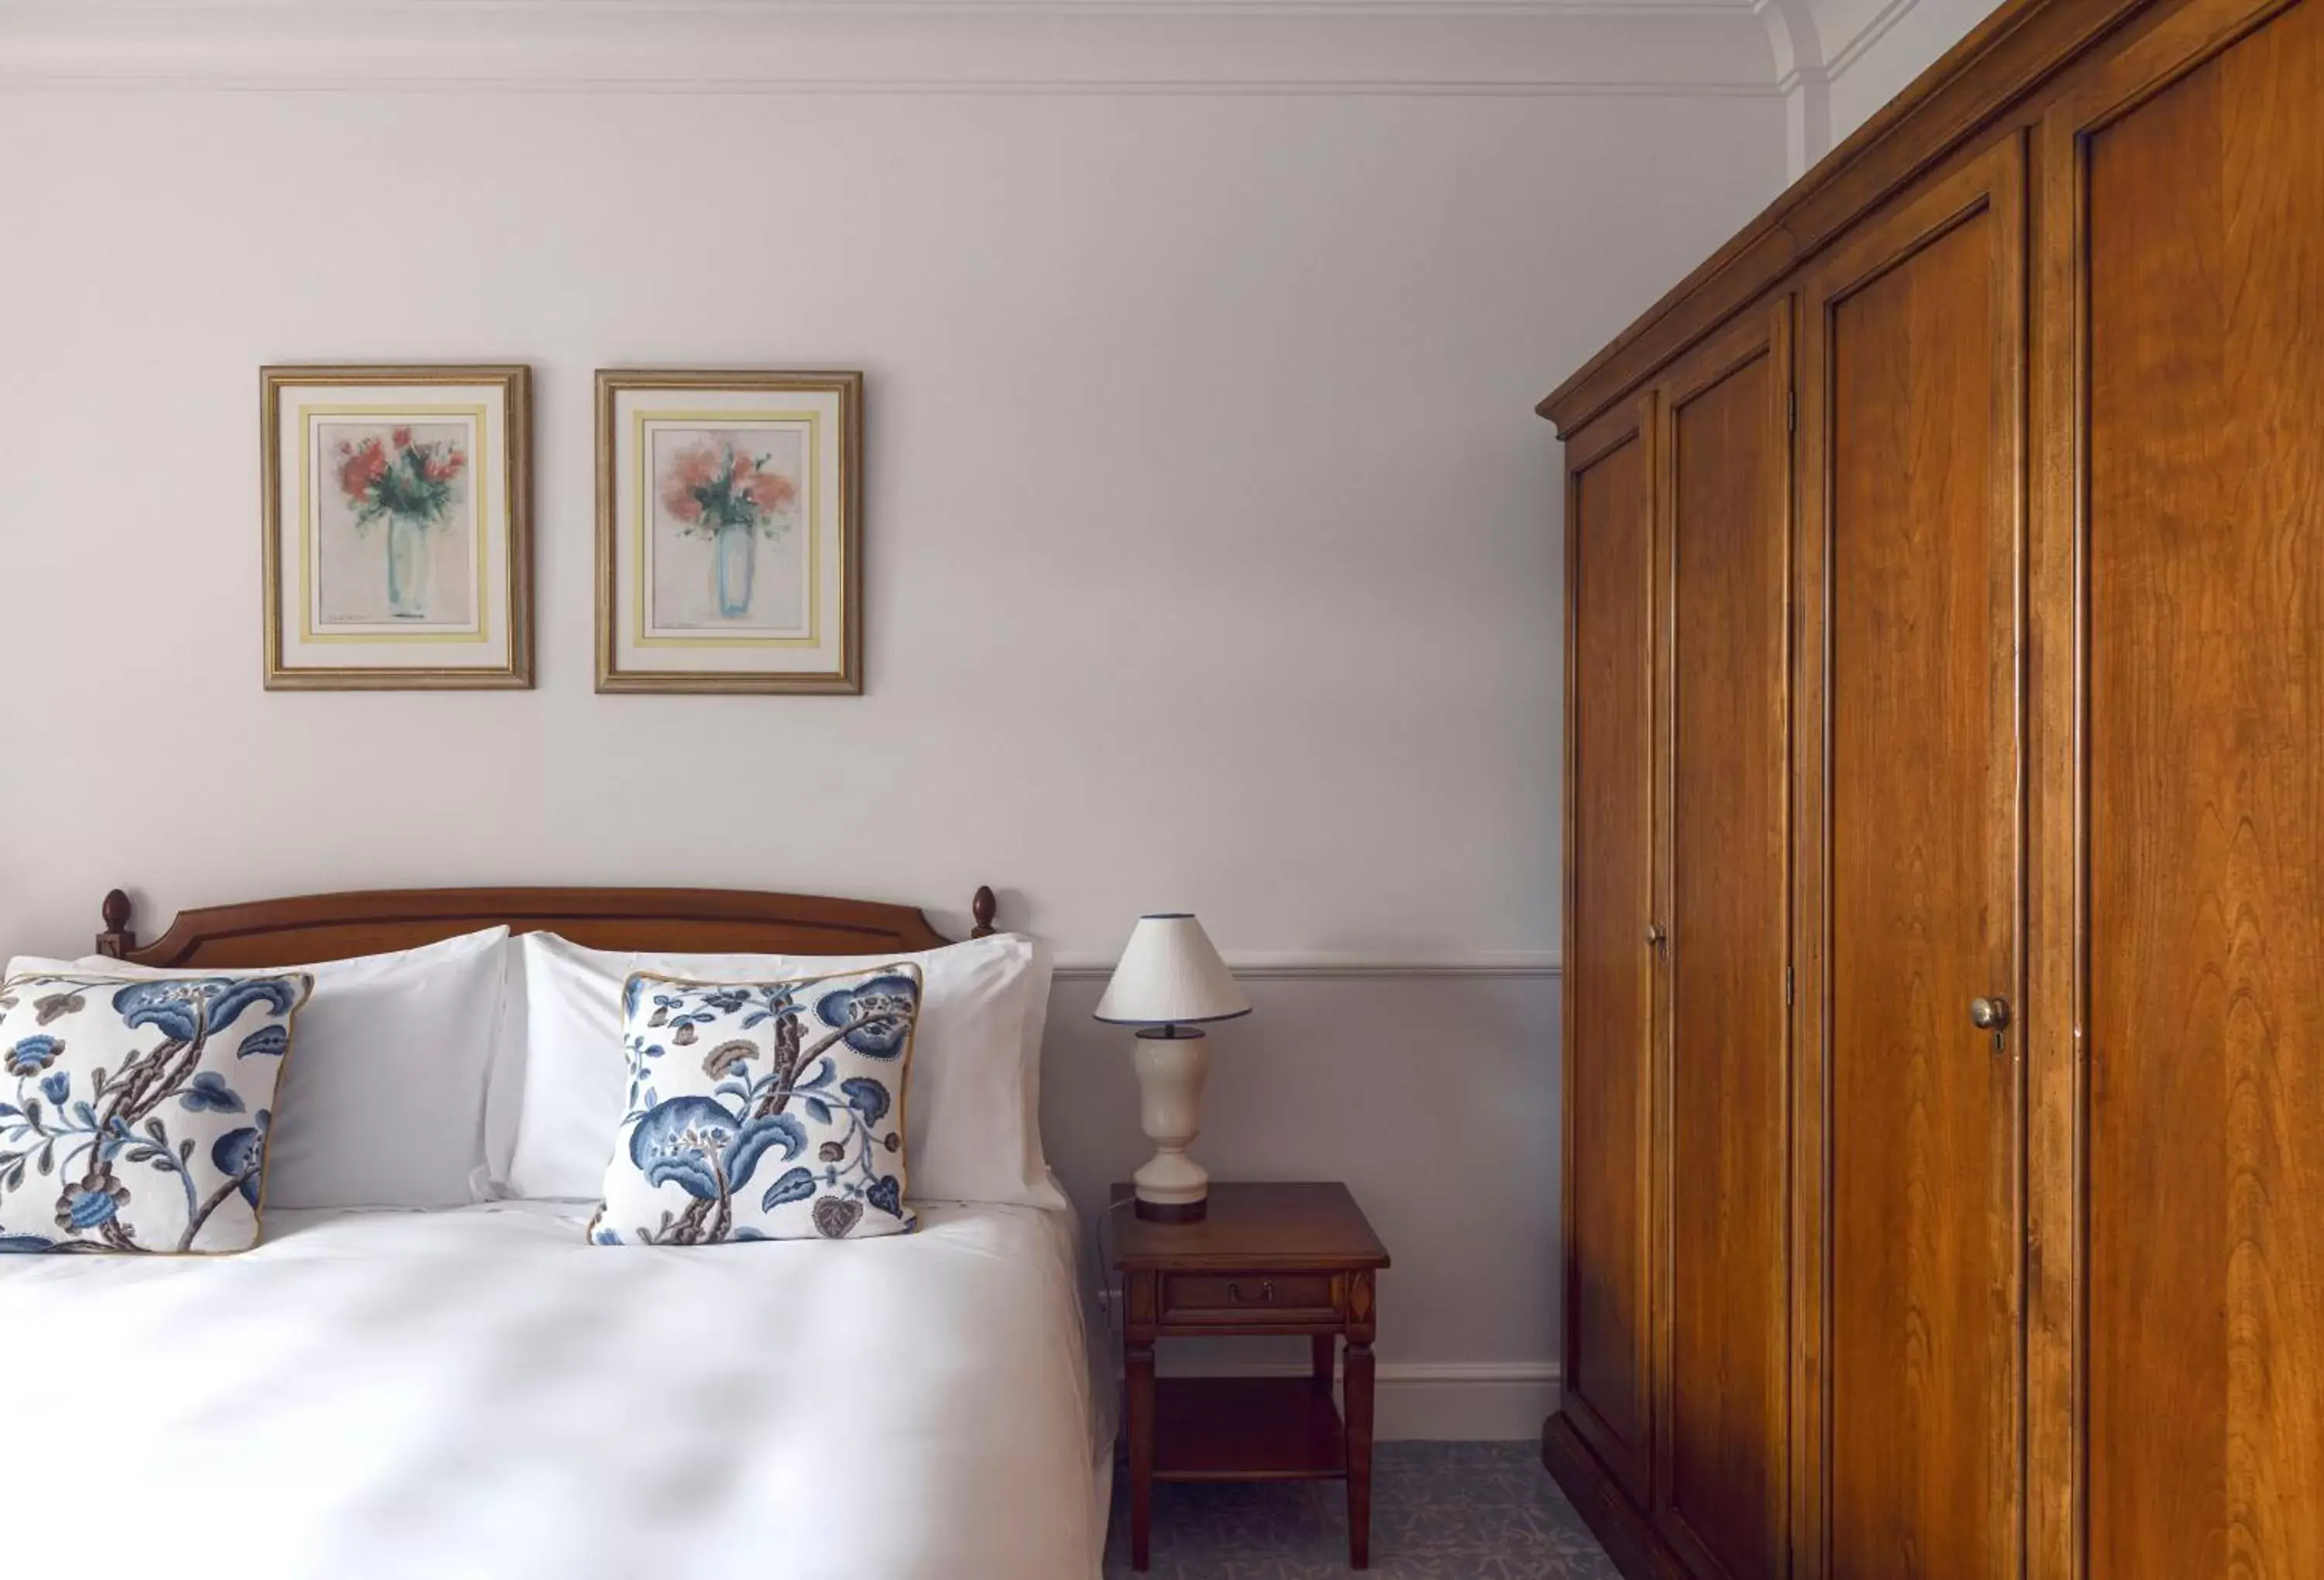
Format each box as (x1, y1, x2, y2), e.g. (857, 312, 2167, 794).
(1345, 1338, 1376, 1570)
(1126, 1338, 1155, 1571)
(1311, 1333, 1336, 1393)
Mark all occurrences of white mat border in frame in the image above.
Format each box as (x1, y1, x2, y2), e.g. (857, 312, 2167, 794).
(260, 362, 534, 691)
(595, 368, 864, 696)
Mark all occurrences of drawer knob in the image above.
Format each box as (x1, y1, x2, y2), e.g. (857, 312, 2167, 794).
(1228, 1280, 1276, 1305)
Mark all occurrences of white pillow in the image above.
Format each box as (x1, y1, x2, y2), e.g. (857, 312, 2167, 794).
(495, 929, 1061, 1209)
(5, 927, 511, 1211)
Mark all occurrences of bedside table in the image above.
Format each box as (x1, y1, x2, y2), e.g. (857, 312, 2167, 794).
(1108, 1181, 1393, 1571)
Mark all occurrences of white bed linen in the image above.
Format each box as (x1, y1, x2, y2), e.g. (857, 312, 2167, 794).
(0, 1200, 1107, 1580)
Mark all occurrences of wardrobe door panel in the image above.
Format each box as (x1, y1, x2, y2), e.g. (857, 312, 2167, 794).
(1655, 307, 1792, 1579)
(1799, 140, 2026, 1580)
(1564, 400, 1657, 1502)
(2075, 3, 2324, 1575)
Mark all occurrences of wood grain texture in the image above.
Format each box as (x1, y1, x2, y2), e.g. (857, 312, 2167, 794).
(1537, 0, 2157, 438)
(2084, 4, 2324, 1575)
(1790, 290, 1832, 1580)
(2025, 80, 2084, 1580)
(1543, 1413, 1692, 1580)
(97, 885, 969, 965)
(1564, 404, 1659, 1503)
(1160, 1272, 1338, 1324)
(1109, 1182, 1389, 1272)
(1654, 306, 1792, 1580)
(1150, 1378, 1346, 1481)
(1347, 1322, 1378, 1569)
(1549, 5, 2324, 1576)
(1808, 141, 2024, 1580)
(1126, 1290, 1157, 1571)
(1111, 1182, 1388, 1572)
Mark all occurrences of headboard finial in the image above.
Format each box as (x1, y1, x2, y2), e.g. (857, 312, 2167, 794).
(97, 888, 136, 958)
(970, 885, 997, 938)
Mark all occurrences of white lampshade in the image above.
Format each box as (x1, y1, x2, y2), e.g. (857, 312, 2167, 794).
(1094, 914, 1251, 1026)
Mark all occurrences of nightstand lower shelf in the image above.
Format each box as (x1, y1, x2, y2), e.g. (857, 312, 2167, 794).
(1110, 1183, 1391, 1571)
(1153, 1376, 1346, 1482)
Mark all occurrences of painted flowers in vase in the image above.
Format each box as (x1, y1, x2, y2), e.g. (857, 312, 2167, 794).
(658, 436, 799, 618)
(335, 426, 467, 619)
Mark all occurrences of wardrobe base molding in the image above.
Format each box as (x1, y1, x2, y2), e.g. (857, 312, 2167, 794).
(1539, 1413, 1688, 1580)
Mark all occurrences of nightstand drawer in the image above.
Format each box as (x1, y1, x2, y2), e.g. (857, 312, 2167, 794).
(1162, 1271, 1338, 1324)
(1112, 1185, 1390, 1571)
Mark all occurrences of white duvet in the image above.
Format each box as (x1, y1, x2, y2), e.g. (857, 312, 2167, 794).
(0, 1200, 1107, 1580)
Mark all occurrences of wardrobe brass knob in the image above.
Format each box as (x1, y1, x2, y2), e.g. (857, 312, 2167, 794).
(1970, 996, 2011, 1032)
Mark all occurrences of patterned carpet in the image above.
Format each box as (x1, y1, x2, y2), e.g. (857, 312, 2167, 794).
(1102, 1441, 1620, 1579)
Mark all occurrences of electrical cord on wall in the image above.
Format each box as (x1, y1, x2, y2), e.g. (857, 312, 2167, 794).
(1092, 1190, 1138, 1343)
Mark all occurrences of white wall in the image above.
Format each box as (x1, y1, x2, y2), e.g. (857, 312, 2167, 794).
(1827, 0, 1998, 143)
(1043, 970, 1566, 1437)
(1771, 0, 2000, 176)
(0, 2, 1783, 1435)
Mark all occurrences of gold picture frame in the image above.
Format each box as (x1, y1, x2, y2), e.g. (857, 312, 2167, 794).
(260, 363, 533, 690)
(595, 369, 864, 695)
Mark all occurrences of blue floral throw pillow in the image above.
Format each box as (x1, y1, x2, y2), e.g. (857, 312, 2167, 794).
(590, 964, 923, 1245)
(0, 970, 311, 1254)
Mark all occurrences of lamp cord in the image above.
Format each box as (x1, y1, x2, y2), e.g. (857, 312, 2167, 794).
(1092, 1190, 1138, 1343)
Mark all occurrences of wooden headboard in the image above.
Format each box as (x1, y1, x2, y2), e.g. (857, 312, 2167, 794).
(93, 884, 996, 968)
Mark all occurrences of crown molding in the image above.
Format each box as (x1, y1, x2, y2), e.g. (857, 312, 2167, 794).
(1754, 0, 1927, 174)
(1766, 0, 1919, 88)
(1541, 0, 2132, 434)
(0, 1, 1784, 95)
(1756, 0, 1833, 170)
(1817, 0, 1920, 76)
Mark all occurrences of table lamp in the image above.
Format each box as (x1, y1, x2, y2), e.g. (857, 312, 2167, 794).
(1095, 913, 1250, 1223)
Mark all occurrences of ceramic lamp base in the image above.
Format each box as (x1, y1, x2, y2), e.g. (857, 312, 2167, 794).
(1131, 1026, 1211, 1224)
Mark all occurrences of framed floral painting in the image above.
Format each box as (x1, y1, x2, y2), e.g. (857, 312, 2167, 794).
(596, 369, 863, 694)
(261, 364, 532, 689)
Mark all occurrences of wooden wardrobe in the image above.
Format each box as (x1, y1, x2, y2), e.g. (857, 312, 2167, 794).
(1542, 0, 2324, 1575)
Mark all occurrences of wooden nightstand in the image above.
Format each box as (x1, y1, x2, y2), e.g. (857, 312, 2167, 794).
(1108, 1181, 1392, 1571)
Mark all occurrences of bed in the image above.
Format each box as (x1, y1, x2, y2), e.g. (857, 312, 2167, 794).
(0, 885, 1112, 1580)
